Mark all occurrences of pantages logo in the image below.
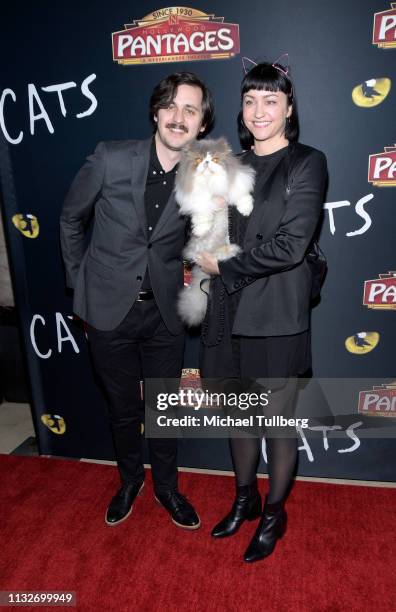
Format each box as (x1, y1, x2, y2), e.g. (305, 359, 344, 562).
(373, 3, 396, 48)
(178, 368, 219, 408)
(368, 145, 396, 186)
(363, 272, 396, 310)
(358, 382, 396, 417)
(112, 7, 240, 65)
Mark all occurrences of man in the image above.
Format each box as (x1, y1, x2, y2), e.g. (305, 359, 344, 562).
(60, 72, 214, 529)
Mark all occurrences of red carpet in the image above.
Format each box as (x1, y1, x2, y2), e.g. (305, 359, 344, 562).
(0, 455, 395, 611)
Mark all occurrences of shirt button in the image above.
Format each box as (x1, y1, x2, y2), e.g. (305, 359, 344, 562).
(148, 226, 153, 231)
(152, 170, 157, 175)
(160, 170, 163, 175)
(155, 204, 159, 208)
(163, 181, 167, 185)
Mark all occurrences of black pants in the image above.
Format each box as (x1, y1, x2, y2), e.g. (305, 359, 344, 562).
(87, 299, 185, 494)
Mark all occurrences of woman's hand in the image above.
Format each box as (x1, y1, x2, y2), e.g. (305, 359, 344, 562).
(212, 195, 227, 210)
(196, 251, 220, 275)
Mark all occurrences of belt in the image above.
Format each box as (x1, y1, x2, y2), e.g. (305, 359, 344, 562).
(136, 290, 154, 302)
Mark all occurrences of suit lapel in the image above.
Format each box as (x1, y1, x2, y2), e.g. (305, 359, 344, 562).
(130, 138, 152, 239)
(150, 190, 179, 240)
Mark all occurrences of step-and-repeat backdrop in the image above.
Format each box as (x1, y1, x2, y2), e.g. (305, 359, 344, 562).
(1, 0, 395, 480)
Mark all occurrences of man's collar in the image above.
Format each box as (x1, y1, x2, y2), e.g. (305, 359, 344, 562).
(150, 137, 163, 172)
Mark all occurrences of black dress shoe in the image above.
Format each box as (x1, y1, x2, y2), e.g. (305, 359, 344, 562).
(155, 490, 201, 530)
(211, 480, 262, 538)
(105, 481, 145, 526)
(244, 496, 287, 562)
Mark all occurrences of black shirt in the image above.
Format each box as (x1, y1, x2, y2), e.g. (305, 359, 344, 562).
(142, 139, 178, 290)
(245, 145, 288, 199)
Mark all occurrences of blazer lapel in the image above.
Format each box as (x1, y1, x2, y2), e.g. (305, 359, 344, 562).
(243, 152, 289, 247)
(130, 138, 152, 239)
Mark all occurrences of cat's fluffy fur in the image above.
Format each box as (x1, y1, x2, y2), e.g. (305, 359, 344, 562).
(175, 138, 255, 326)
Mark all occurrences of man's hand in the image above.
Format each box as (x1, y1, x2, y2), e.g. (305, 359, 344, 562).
(196, 251, 220, 275)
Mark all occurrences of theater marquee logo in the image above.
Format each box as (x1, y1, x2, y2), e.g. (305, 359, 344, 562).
(41, 414, 66, 434)
(363, 272, 396, 310)
(368, 145, 396, 186)
(358, 383, 396, 417)
(345, 332, 380, 355)
(112, 7, 240, 65)
(373, 3, 396, 48)
(351, 78, 391, 108)
(12, 213, 40, 238)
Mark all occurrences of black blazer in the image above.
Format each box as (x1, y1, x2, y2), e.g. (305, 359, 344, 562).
(218, 142, 327, 336)
(60, 138, 186, 333)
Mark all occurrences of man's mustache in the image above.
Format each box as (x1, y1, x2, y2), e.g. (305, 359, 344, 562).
(166, 122, 188, 133)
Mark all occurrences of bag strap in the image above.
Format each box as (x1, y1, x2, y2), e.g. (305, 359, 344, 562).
(283, 142, 298, 195)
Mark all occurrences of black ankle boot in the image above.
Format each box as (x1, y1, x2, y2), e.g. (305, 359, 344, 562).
(243, 496, 287, 562)
(211, 480, 262, 538)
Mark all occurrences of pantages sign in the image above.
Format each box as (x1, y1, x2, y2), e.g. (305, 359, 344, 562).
(112, 7, 240, 65)
(363, 272, 396, 310)
(373, 3, 396, 49)
(368, 145, 396, 187)
(358, 383, 396, 417)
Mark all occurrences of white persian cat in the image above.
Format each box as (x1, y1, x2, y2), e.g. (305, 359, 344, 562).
(175, 137, 255, 326)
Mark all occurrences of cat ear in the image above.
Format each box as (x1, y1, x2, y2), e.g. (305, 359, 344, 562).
(183, 142, 198, 158)
(216, 137, 232, 154)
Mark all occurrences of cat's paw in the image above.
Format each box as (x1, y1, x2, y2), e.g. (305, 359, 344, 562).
(236, 194, 254, 216)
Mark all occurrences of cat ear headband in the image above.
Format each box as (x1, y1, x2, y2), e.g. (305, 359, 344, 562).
(241, 53, 293, 95)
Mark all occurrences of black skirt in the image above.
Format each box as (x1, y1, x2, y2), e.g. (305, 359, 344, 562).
(200, 268, 311, 382)
(200, 318, 311, 380)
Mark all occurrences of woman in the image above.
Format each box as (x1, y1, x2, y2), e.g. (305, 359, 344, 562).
(197, 59, 327, 563)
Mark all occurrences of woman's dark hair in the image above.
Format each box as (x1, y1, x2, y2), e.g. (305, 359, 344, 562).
(237, 62, 299, 150)
(149, 72, 214, 138)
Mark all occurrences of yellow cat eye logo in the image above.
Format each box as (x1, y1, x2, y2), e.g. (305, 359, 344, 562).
(12, 214, 40, 238)
(352, 78, 391, 107)
(345, 332, 380, 355)
(41, 414, 66, 435)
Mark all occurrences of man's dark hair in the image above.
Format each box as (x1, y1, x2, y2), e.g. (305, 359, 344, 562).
(237, 61, 299, 150)
(149, 72, 214, 137)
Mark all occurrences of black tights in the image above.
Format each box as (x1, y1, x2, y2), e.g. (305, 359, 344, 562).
(230, 378, 298, 504)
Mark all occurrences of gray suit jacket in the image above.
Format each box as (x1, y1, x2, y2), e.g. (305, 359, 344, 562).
(60, 138, 186, 333)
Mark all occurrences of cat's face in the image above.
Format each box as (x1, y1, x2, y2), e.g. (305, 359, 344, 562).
(181, 138, 232, 177)
(193, 151, 223, 176)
